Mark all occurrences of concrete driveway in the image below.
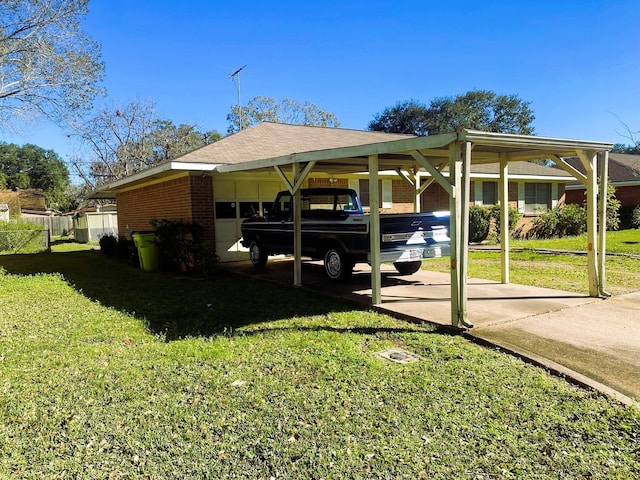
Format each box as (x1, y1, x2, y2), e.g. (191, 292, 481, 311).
(226, 258, 640, 406)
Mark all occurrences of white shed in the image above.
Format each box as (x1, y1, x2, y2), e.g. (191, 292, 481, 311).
(73, 210, 118, 243)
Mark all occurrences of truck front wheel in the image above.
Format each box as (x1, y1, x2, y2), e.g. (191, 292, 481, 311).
(249, 241, 268, 267)
(393, 261, 422, 275)
(324, 247, 353, 281)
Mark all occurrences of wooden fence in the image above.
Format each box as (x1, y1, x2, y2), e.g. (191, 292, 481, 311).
(21, 215, 73, 237)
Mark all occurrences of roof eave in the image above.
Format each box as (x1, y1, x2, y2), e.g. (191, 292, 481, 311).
(92, 161, 220, 196)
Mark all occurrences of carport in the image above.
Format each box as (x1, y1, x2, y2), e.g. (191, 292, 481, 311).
(217, 129, 613, 328)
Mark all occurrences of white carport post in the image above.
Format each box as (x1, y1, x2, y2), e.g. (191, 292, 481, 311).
(598, 151, 610, 296)
(578, 150, 599, 296)
(499, 153, 510, 284)
(292, 161, 302, 287)
(369, 154, 382, 304)
(448, 142, 472, 328)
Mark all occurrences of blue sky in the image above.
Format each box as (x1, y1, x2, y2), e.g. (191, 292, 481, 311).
(2, 0, 639, 172)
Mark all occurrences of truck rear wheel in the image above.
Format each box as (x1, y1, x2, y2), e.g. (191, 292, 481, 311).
(249, 241, 268, 267)
(324, 247, 353, 281)
(393, 260, 422, 275)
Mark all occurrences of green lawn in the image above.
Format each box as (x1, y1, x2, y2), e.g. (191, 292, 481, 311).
(0, 240, 639, 478)
(424, 230, 640, 296)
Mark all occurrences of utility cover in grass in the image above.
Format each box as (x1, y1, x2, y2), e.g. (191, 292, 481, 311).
(376, 347, 421, 364)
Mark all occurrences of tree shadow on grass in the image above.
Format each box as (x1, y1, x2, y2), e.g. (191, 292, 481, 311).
(0, 250, 363, 341)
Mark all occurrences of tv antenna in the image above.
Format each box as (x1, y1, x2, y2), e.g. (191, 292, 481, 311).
(230, 65, 246, 130)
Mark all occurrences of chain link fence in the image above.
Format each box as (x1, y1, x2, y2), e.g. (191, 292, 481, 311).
(0, 228, 50, 253)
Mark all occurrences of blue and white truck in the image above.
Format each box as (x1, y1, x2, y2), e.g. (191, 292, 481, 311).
(240, 187, 450, 280)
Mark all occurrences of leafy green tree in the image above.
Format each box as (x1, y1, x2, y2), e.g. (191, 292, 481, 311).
(0, 0, 104, 128)
(227, 96, 340, 134)
(367, 100, 430, 135)
(0, 142, 70, 209)
(369, 90, 535, 136)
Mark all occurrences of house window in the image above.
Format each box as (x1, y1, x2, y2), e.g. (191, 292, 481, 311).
(359, 179, 382, 208)
(524, 183, 551, 213)
(482, 182, 497, 205)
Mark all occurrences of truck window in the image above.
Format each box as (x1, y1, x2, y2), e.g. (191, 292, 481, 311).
(336, 193, 357, 211)
(270, 193, 291, 219)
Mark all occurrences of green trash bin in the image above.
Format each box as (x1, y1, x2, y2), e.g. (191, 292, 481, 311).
(132, 233, 158, 272)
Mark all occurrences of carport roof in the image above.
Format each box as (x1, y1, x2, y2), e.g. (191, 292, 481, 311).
(94, 122, 612, 196)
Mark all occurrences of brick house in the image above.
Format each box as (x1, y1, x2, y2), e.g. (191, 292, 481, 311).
(96, 122, 575, 263)
(564, 153, 640, 208)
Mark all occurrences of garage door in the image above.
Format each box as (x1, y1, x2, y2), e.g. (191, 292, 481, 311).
(214, 179, 283, 262)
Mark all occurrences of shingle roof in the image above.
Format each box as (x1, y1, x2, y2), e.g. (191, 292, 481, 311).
(562, 153, 640, 183)
(177, 122, 415, 165)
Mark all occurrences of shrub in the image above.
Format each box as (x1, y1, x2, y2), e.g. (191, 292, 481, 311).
(488, 204, 521, 239)
(602, 184, 620, 231)
(528, 204, 586, 239)
(98, 234, 118, 257)
(150, 218, 218, 274)
(556, 204, 587, 236)
(632, 206, 640, 229)
(468, 205, 490, 243)
(116, 236, 139, 266)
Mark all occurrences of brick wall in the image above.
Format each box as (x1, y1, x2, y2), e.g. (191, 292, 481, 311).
(420, 183, 450, 211)
(116, 174, 217, 255)
(385, 180, 416, 213)
(567, 185, 640, 209)
(189, 174, 215, 248)
(308, 178, 348, 188)
(116, 176, 193, 234)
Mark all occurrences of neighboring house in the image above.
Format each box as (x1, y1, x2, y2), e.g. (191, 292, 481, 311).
(564, 153, 640, 208)
(0, 189, 73, 235)
(417, 161, 572, 230)
(0, 189, 47, 215)
(94, 123, 577, 262)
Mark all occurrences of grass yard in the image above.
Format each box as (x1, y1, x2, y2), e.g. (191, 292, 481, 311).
(0, 237, 639, 478)
(424, 230, 640, 296)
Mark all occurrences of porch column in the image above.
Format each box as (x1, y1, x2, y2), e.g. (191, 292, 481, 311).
(369, 154, 382, 304)
(598, 151, 610, 296)
(293, 162, 302, 287)
(578, 150, 599, 296)
(459, 142, 471, 326)
(449, 144, 463, 326)
(499, 153, 510, 284)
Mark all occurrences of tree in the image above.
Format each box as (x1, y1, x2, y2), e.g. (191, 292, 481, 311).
(227, 96, 340, 134)
(611, 143, 640, 154)
(147, 121, 221, 163)
(70, 99, 220, 188)
(0, 142, 71, 209)
(369, 90, 535, 136)
(0, 1, 104, 129)
(367, 100, 430, 135)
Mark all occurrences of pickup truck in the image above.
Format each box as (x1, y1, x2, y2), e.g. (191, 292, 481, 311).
(240, 187, 450, 280)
